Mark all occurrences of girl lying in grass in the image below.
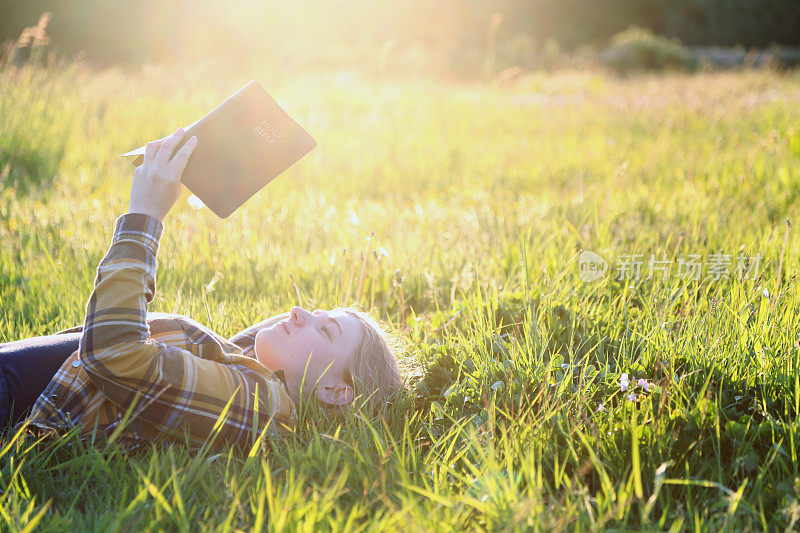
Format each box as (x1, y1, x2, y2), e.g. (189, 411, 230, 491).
(0, 127, 405, 446)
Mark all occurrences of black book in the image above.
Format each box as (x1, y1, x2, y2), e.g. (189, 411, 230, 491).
(123, 80, 317, 218)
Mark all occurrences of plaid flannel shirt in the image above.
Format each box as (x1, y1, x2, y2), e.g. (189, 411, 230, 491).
(19, 213, 295, 447)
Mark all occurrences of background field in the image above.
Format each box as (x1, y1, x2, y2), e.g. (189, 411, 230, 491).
(2, 59, 800, 530)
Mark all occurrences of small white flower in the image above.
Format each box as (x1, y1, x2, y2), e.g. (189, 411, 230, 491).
(627, 392, 637, 402)
(762, 287, 770, 298)
(637, 378, 651, 392)
(597, 403, 605, 412)
(187, 194, 204, 210)
(619, 373, 630, 392)
(378, 246, 388, 257)
(348, 210, 360, 226)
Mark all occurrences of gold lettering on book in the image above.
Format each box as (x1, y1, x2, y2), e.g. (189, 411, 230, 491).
(254, 120, 283, 145)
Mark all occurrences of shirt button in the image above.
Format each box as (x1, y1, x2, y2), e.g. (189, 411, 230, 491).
(72, 360, 81, 368)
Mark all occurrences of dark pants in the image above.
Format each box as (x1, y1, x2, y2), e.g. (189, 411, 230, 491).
(0, 332, 82, 429)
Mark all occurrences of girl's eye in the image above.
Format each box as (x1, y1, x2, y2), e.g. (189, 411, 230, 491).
(322, 325, 330, 338)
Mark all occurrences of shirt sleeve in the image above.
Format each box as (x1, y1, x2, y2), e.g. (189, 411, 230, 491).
(79, 213, 294, 445)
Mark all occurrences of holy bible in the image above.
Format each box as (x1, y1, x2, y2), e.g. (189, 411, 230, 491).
(122, 80, 317, 219)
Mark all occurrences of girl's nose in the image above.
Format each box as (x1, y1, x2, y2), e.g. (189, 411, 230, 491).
(290, 306, 309, 325)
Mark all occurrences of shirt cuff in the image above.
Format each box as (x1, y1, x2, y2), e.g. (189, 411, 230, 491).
(112, 212, 164, 255)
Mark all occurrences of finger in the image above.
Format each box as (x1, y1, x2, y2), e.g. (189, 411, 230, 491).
(144, 139, 163, 166)
(154, 127, 185, 168)
(166, 136, 198, 178)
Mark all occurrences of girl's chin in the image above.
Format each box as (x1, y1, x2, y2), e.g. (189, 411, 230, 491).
(255, 351, 278, 370)
(254, 331, 278, 366)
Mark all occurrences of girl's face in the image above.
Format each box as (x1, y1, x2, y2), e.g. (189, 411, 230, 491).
(254, 306, 362, 405)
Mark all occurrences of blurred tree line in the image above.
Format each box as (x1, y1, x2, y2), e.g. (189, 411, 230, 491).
(2, 0, 798, 73)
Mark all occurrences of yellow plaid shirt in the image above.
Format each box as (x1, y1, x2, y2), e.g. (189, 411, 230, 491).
(19, 213, 295, 447)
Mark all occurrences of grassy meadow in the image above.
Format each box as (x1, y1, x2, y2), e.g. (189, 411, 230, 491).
(2, 58, 800, 530)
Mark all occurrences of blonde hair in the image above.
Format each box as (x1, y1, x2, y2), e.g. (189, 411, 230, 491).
(342, 308, 406, 410)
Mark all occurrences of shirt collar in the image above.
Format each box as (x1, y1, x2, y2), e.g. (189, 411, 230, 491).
(273, 369, 289, 391)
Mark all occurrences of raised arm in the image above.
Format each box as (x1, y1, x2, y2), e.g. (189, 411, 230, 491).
(79, 128, 294, 445)
(80, 128, 194, 378)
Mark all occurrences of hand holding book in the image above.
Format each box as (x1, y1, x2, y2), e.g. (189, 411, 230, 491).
(122, 81, 316, 219)
(128, 128, 197, 222)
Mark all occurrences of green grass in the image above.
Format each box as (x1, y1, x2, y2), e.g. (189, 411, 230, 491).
(2, 58, 800, 530)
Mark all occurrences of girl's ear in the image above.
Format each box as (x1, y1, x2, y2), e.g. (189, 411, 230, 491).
(318, 383, 355, 406)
